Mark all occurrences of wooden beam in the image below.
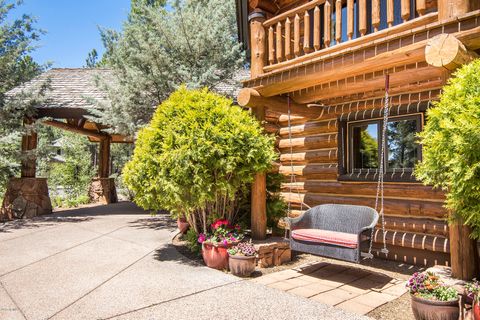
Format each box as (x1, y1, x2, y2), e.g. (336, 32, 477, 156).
(238, 88, 324, 119)
(254, 40, 428, 97)
(249, 0, 280, 14)
(21, 118, 37, 178)
(42, 120, 108, 140)
(292, 66, 446, 103)
(438, 0, 479, 20)
(249, 10, 268, 240)
(449, 221, 479, 280)
(98, 136, 111, 178)
(425, 33, 479, 70)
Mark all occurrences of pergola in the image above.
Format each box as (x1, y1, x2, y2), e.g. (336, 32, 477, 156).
(1, 68, 133, 220)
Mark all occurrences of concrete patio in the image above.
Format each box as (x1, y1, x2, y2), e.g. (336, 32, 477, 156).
(0, 202, 370, 320)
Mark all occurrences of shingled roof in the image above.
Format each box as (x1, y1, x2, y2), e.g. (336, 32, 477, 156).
(7, 68, 112, 111)
(8, 67, 250, 118)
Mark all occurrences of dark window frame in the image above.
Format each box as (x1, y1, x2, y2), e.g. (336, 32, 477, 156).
(339, 113, 424, 182)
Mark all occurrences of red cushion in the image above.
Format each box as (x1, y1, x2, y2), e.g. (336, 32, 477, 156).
(291, 229, 358, 248)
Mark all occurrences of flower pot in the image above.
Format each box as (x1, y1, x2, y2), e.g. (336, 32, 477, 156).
(177, 218, 189, 234)
(474, 301, 480, 320)
(202, 242, 235, 270)
(228, 254, 256, 277)
(410, 294, 459, 320)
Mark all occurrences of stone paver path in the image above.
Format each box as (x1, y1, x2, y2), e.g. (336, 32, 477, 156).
(252, 260, 407, 315)
(0, 202, 370, 320)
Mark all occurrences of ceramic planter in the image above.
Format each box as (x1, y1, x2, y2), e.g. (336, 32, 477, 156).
(474, 300, 480, 320)
(177, 218, 189, 234)
(228, 254, 256, 277)
(202, 242, 236, 270)
(410, 294, 459, 320)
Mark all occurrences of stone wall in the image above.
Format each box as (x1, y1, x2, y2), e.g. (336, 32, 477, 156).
(0, 178, 52, 220)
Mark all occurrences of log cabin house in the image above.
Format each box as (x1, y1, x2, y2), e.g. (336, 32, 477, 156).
(235, 0, 480, 279)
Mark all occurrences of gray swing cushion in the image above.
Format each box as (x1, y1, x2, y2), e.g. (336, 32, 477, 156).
(288, 204, 379, 263)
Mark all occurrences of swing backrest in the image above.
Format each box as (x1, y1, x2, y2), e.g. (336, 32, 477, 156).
(295, 204, 379, 234)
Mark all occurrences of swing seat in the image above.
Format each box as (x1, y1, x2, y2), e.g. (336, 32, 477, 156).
(288, 204, 379, 263)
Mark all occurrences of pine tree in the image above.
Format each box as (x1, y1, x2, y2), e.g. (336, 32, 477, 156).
(92, 0, 245, 135)
(0, 1, 46, 194)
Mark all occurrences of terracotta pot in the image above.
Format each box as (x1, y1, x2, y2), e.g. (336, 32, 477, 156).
(177, 218, 189, 234)
(228, 254, 256, 277)
(474, 301, 480, 320)
(410, 294, 459, 320)
(202, 242, 235, 270)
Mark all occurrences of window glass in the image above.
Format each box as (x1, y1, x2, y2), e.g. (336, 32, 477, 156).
(387, 119, 419, 169)
(352, 123, 379, 169)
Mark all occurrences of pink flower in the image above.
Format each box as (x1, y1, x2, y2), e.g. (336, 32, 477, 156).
(198, 233, 206, 243)
(222, 239, 228, 246)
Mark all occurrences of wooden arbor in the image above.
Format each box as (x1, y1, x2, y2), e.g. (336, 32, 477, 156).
(239, 0, 480, 279)
(0, 69, 132, 221)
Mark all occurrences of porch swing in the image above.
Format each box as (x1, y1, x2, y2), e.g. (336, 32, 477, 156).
(283, 75, 391, 263)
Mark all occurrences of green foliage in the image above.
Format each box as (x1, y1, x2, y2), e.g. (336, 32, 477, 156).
(185, 228, 200, 254)
(266, 173, 287, 232)
(360, 130, 378, 168)
(415, 59, 480, 238)
(93, 0, 244, 135)
(51, 194, 90, 209)
(123, 87, 276, 233)
(0, 0, 46, 194)
(47, 133, 96, 202)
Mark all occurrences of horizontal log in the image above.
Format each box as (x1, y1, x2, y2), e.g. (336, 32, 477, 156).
(278, 133, 337, 150)
(382, 216, 448, 237)
(249, 0, 280, 13)
(373, 229, 449, 253)
(264, 122, 279, 134)
(254, 40, 428, 97)
(371, 244, 450, 267)
(282, 192, 448, 218)
(281, 181, 445, 200)
(278, 119, 338, 137)
(293, 66, 446, 104)
(425, 33, 478, 70)
(279, 148, 338, 163)
(238, 88, 323, 119)
(278, 164, 338, 178)
(43, 120, 108, 140)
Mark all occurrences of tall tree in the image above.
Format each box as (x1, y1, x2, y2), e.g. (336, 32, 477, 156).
(0, 0, 45, 194)
(92, 0, 245, 135)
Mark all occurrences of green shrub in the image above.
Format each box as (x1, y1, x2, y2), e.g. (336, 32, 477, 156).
(123, 87, 277, 233)
(185, 228, 201, 254)
(416, 59, 480, 238)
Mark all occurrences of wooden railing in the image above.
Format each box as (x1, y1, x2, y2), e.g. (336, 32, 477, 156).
(263, 0, 436, 69)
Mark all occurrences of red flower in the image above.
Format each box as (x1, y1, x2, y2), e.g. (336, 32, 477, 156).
(211, 219, 229, 230)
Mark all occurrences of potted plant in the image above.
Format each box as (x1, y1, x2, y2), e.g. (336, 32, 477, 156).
(407, 272, 459, 320)
(228, 241, 257, 277)
(176, 215, 190, 234)
(198, 219, 243, 270)
(465, 279, 480, 319)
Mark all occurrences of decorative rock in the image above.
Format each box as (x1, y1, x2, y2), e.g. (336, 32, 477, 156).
(0, 178, 52, 220)
(254, 237, 292, 268)
(89, 178, 118, 204)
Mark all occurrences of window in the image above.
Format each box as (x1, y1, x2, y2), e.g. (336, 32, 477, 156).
(346, 114, 422, 176)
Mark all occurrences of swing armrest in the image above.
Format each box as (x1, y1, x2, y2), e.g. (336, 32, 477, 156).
(287, 212, 310, 230)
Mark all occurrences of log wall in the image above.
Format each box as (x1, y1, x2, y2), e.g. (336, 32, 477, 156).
(270, 88, 451, 266)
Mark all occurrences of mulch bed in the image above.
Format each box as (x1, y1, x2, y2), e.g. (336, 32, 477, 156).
(171, 232, 419, 319)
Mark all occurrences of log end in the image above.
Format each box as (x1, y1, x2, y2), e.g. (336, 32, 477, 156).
(425, 33, 478, 70)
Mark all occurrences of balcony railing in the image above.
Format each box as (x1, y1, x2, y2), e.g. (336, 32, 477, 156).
(263, 0, 438, 71)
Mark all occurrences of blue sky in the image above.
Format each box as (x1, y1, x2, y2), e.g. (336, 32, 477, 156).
(13, 0, 131, 68)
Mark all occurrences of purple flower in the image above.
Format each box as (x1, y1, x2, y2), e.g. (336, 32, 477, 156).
(198, 233, 206, 243)
(222, 239, 228, 246)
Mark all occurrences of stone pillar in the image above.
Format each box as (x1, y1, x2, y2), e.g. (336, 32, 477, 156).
(1, 119, 52, 221)
(89, 136, 117, 204)
(249, 9, 268, 240)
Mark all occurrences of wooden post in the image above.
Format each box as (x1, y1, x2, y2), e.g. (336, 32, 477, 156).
(449, 221, 479, 280)
(249, 10, 267, 240)
(21, 118, 37, 178)
(249, 10, 267, 77)
(98, 136, 111, 178)
(438, 0, 479, 21)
